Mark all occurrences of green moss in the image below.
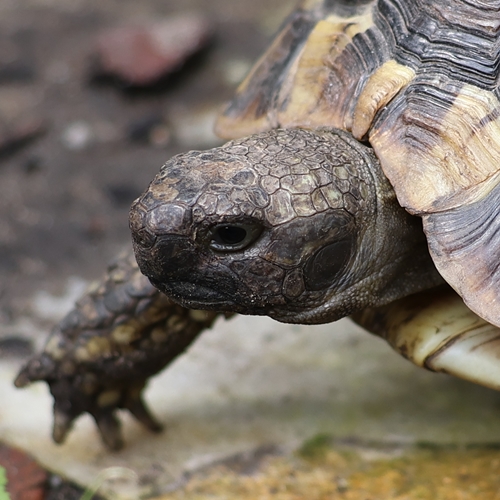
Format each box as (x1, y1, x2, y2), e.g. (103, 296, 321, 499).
(296, 432, 333, 459)
(0, 467, 10, 500)
(158, 442, 500, 500)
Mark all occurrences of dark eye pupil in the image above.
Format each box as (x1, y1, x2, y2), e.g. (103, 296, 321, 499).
(209, 222, 262, 252)
(216, 226, 247, 245)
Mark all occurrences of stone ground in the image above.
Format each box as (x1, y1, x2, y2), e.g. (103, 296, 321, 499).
(2, 0, 500, 499)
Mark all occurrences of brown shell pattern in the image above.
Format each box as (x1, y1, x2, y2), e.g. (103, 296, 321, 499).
(216, 0, 500, 327)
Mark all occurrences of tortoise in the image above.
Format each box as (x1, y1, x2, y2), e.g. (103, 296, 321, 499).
(15, 0, 500, 450)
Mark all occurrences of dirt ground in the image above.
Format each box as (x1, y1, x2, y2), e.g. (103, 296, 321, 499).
(5, 2, 500, 500)
(0, 0, 295, 326)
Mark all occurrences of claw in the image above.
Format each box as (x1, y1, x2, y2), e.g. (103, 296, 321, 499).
(125, 394, 163, 433)
(13, 369, 31, 388)
(13, 250, 220, 449)
(14, 353, 56, 387)
(94, 413, 124, 451)
(52, 409, 75, 444)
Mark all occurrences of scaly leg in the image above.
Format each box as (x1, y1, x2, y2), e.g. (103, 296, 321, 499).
(15, 251, 223, 450)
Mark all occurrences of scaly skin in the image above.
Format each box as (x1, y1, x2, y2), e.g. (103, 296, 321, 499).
(15, 251, 222, 450)
(131, 128, 442, 325)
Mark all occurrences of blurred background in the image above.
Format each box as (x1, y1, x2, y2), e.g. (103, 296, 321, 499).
(0, 0, 294, 325)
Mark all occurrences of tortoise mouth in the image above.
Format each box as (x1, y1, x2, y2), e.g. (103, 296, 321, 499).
(154, 280, 236, 309)
(151, 278, 271, 315)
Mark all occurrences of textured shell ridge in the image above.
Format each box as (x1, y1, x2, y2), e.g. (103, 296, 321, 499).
(215, 0, 500, 327)
(215, 0, 381, 138)
(365, 0, 500, 327)
(380, 0, 500, 89)
(217, 0, 500, 137)
(215, 3, 320, 135)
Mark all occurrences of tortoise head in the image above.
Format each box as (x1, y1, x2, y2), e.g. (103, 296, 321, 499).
(130, 128, 440, 324)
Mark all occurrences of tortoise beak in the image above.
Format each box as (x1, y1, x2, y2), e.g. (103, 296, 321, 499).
(133, 232, 239, 308)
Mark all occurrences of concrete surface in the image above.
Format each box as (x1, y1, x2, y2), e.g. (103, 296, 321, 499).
(2, 279, 500, 498)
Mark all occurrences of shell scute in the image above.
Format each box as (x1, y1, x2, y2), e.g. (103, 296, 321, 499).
(216, 0, 500, 328)
(216, 0, 378, 138)
(371, 82, 500, 213)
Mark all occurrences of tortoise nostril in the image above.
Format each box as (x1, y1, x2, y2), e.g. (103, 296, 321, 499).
(135, 234, 199, 283)
(132, 228, 157, 249)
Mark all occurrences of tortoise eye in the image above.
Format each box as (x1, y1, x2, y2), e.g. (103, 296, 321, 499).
(209, 223, 262, 252)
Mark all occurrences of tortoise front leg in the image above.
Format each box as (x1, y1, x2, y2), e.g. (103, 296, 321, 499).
(352, 286, 500, 391)
(15, 251, 223, 450)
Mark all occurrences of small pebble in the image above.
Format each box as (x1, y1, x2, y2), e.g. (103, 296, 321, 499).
(94, 14, 213, 86)
(149, 123, 171, 147)
(126, 113, 171, 147)
(126, 113, 163, 143)
(61, 121, 93, 150)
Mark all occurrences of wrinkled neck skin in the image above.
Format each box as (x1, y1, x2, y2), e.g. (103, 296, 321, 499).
(130, 128, 443, 325)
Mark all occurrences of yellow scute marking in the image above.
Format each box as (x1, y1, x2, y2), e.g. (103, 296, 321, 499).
(372, 84, 500, 213)
(277, 11, 374, 129)
(352, 60, 415, 139)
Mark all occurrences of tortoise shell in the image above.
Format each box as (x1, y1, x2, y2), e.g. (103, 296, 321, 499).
(216, 0, 500, 329)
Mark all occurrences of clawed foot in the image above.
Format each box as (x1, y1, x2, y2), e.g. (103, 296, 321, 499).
(15, 353, 162, 451)
(13, 251, 221, 449)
